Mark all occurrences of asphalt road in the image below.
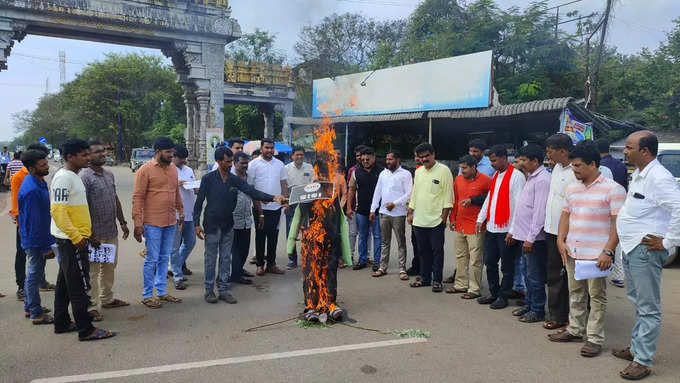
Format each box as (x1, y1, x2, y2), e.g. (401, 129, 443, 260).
(1, 165, 679, 383)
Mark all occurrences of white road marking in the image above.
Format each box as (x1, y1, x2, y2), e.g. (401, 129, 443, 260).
(31, 338, 427, 383)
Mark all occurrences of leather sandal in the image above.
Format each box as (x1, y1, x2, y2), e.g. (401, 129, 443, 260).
(580, 341, 602, 357)
(461, 292, 480, 299)
(372, 269, 387, 277)
(543, 320, 568, 330)
(158, 294, 182, 303)
(612, 347, 634, 361)
(620, 362, 651, 380)
(548, 330, 583, 342)
(141, 297, 161, 309)
(445, 287, 466, 294)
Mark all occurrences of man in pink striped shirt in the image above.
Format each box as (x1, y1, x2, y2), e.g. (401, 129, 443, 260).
(549, 141, 626, 358)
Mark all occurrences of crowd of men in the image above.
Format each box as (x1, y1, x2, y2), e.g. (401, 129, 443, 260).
(3, 130, 679, 380)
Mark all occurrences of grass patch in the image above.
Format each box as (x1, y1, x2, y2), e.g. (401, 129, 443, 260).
(295, 319, 330, 329)
(392, 329, 431, 338)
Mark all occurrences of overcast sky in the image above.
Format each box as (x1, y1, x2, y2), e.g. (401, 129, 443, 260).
(0, 0, 677, 141)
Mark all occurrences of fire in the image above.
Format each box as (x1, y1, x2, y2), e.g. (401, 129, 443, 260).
(299, 115, 339, 313)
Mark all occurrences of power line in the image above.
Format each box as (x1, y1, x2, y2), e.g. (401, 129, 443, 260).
(335, 0, 418, 7)
(12, 52, 89, 65)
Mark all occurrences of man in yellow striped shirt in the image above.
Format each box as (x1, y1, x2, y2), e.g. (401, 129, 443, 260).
(51, 139, 115, 341)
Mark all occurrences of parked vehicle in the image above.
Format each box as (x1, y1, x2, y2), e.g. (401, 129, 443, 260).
(130, 148, 154, 172)
(105, 155, 115, 166)
(658, 143, 680, 267)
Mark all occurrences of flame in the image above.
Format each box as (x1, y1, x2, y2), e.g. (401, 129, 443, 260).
(299, 114, 339, 313)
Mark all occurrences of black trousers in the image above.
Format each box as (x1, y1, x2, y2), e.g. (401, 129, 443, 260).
(545, 233, 569, 323)
(15, 226, 26, 289)
(483, 231, 520, 298)
(255, 208, 281, 267)
(414, 224, 445, 284)
(54, 239, 95, 338)
(230, 228, 251, 281)
(410, 227, 420, 273)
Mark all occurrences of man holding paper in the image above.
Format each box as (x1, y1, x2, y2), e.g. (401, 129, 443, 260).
(169, 144, 197, 290)
(80, 141, 130, 318)
(549, 141, 625, 358)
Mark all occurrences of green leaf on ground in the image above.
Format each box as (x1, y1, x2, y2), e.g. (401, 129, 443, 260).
(295, 320, 329, 329)
(392, 329, 431, 338)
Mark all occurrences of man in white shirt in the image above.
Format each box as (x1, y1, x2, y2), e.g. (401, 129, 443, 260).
(475, 145, 526, 310)
(169, 145, 197, 290)
(612, 131, 680, 381)
(369, 151, 413, 279)
(284, 146, 314, 269)
(210, 138, 244, 172)
(247, 138, 288, 275)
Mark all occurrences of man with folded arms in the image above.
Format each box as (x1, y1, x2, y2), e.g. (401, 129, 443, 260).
(549, 141, 625, 357)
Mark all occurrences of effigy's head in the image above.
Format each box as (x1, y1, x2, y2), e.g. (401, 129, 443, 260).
(314, 158, 330, 181)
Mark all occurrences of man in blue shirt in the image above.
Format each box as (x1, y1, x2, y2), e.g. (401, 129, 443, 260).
(468, 139, 495, 178)
(18, 149, 56, 324)
(596, 138, 628, 190)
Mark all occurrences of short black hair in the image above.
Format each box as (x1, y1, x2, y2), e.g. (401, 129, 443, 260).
(354, 145, 365, 154)
(459, 155, 478, 167)
(60, 139, 90, 160)
(261, 137, 275, 145)
(21, 149, 47, 170)
(545, 133, 573, 151)
(517, 143, 545, 163)
(214, 146, 234, 162)
(27, 144, 49, 155)
(595, 138, 610, 154)
(228, 137, 244, 147)
(468, 138, 487, 152)
(252, 149, 261, 156)
(88, 140, 103, 147)
(173, 144, 189, 159)
(292, 145, 305, 154)
(153, 136, 175, 151)
(414, 143, 435, 155)
(386, 150, 400, 159)
(234, 151, 250, 163)
(13, 151, 21, 160)
(638, 133, 658, 156)
(568, 140, 601, 167)
(488, 144, 507, 158)
(360, 146, 375, 155)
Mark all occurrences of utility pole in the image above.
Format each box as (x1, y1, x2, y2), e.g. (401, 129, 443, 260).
(117, 91, 124, 161)
(59, 51, 66, 89)
(546, 0, 583, 39)
(591, 0, 614, 111)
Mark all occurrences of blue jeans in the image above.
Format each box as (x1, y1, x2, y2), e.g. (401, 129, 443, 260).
(143, 225, 176, 299)
(513, 254, 526, 293)
(204, 227, 234, 294)
(524, 240, 547, 316)
(356, 213, 381, 265)
(624, 244, 669, 366)
(24, 249, 46, 318)
(170, 221, 196, 282)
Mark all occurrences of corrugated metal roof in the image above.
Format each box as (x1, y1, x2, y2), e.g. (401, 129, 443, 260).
(428, 97, 573, 119)
(286, 112, 424, 125)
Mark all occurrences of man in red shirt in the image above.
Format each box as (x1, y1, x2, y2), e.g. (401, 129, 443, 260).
(447, 155, 491, 299)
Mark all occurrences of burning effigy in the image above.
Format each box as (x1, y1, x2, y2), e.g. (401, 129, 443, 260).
(286, 119, 352, 323)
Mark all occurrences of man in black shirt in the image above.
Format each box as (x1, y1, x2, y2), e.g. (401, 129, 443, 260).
(194, 147, 286, 304)
(347, 146, 383, 271)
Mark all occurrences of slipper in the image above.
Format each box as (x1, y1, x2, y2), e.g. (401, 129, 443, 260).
(612, 347, 635, 362)
(543, 320, 568, 330)
(141, 297, 162, 309)
(548, 330, 583, 342)
(512, 306, 530, 317)
(445, 287, 466, 294)
(461, 292, 480, 299)
(25, 307, 51, 318)
(399, 271, 409, 280)
(55, 322, 78, 334)
(518, 312, 544, 323)
(580, 341, 602, 357)
(372, 269, 386, 277)
(88, 310, 103, 322)
(31, 314, 54, 325)
(409, 280, 431, 288)
(158, 294, 182, 303)
(432, 282, 443, 293)
(620, 362, 651, 381)
(79, 328, 117, 342)
(102, 299, 130, 309)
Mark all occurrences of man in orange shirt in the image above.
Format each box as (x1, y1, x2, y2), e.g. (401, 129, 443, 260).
(447, 155, 491, 299)
(9, 144, 54, 301)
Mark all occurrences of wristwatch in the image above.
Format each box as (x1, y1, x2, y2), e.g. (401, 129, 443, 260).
(603, 249, 615, 257)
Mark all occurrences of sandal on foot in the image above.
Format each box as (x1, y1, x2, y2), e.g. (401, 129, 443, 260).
(442, 275, 455, 284)
(141, 297, 162, 309)
(158, 294, 182, 303)
(518, 312, 544, 323)
(548, 330, 583, 342)
(445, 287, 466, 294)
(25, 307, 51, 318)
(88, 310, 103, 322)
(512, 306, 530, 317)
(409, 280, 430, 288)
(55, 322, 78, 334)
(461, 292, 480, 299)
(372, 269, 387, 277)
(102, 299, 129, 309)
(543, 320, 568, 330)
(432, 282, 443, 293)
(581, 341, 602, 357)
(612, 347, 635, 361)
(620, 362, 651, 381)
(399, 271, 409, 280)
(79, 328, 117, 342)
(31, 314, 54, 325)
